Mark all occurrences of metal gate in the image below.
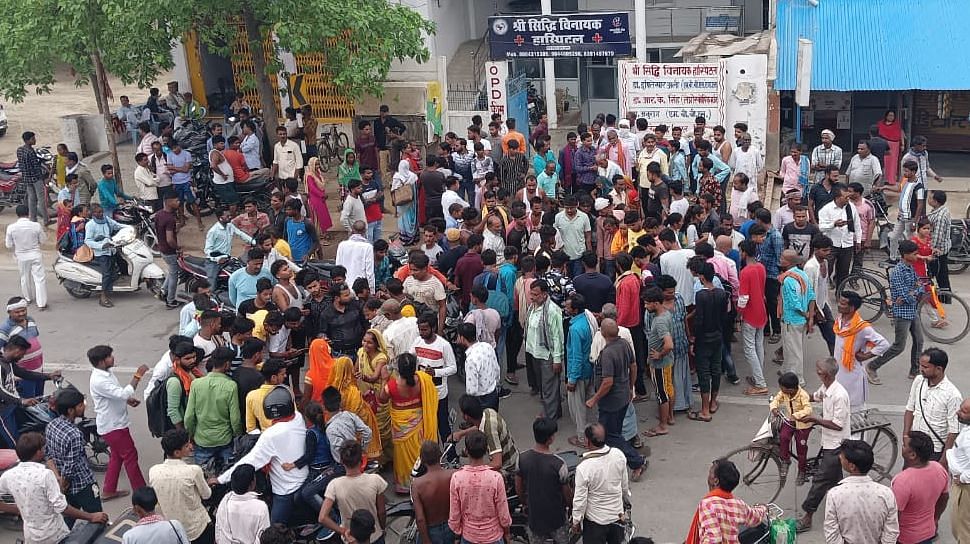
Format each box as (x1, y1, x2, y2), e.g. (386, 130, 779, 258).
(507, 73, 529, 136)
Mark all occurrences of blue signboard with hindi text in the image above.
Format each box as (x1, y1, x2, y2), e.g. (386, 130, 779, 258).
(489, 12, 632, 60)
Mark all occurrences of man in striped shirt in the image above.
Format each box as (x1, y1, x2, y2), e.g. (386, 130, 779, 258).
(885, 161, 925, 262)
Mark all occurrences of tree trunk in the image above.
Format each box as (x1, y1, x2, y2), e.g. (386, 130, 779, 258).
(91, 50, 124, 190)
(243, 9, 279, 137)
(90, 72, 104, 115)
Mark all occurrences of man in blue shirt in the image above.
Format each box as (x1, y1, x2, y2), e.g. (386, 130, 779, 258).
(284, 199, 319, 263)
(754, 208, 783, 344)
(228, 249, 274, 309)
(866, 240, 923, 384)
(777, 250, 815, 385)
(564, 292, 594, 448)
(204, 207, 255, 289)
(166, 139, 204, 230)
(84, 204, 124, 307)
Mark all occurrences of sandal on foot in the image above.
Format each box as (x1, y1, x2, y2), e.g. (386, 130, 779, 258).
(687, 411, 712, 422)
(643, 428, 668, 438)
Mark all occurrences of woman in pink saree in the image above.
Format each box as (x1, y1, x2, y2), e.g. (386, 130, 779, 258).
(878, 110, 904, 185)
(304, 157, 333, 245)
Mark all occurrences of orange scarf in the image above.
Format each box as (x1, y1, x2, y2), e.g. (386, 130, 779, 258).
(306, 338, 336, 403)
(172, 362, 203, 395)
(686, 487, 734, 544)
(833, 312, 873, 371)
(776, 269, 808, 318)
(610, 141, 627, 173)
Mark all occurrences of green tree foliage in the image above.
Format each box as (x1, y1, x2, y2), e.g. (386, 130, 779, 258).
(193, 0, 435, 131)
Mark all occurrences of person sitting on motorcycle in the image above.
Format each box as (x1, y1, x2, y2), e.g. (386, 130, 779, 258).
(45, 387, 103, 526)
(286, 402, 335, 511)
(212, 385, 308, 525)
(448, 394, 519, 475)
(84, 204, 125, 308)
(0, 335, 60, 448)
(96, 165, 131, 218)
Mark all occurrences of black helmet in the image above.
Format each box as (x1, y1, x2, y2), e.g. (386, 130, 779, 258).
(262, 385, 295, 420)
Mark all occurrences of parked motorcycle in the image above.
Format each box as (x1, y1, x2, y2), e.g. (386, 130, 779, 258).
(53, 225, 165, 299)
(15, 378, 110, 471)
(177, 252, 243, 306)
(113, 200, 160, 257)
(174, 119, 273, 214)
(0, 145, 54, 215)
(948, 219, 970, 274)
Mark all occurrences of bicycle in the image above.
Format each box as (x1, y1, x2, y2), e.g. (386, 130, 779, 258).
(836, 261, 970, 344)
(316, 123, 351, 171)
(721, 410, 898, 506)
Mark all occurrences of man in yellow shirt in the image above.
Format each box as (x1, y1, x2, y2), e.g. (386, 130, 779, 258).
(244, 359, 288, 432)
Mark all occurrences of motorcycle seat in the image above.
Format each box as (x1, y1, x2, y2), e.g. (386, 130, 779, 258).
(183, 254, 208, 267)
(236, 177, 274, 193)
(0, 161, 16, 169)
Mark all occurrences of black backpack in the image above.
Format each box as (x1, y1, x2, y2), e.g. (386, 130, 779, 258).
(146, 377, 185, 438)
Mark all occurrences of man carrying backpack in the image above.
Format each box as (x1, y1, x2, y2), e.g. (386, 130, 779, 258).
(145, 342, 200, 438)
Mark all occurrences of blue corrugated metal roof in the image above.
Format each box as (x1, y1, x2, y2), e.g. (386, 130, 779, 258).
(776, 0, 970, 91)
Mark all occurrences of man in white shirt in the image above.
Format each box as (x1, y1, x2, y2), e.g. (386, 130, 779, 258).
(658, 229, 696, 305)
(441, 175, 469, 219)
(732, 133, 764, 187)
(845, 140, 883, 195)
(457, 321, 500, 410)
(335, 220, 375, 292)
(571, 423, 630, 543)
(132, 152, 159, 210)
(88, 345, 151, 501)
(824, 439, 899, 544)
(271, 126, 304, 182)
(5, 205, 47, 310)
(240, 122, 262, 169)
(214, 464, 270, 544)
(0, 432, 108, 544)
(380, 299, 418, 360)
(214, 386, 308, 525)
(797, 357, 851, 533)
(904, 348, 962, 462)
(409, 312, 457, 444)
(817, 183, 861, 289)
(947, 397, 970, 542)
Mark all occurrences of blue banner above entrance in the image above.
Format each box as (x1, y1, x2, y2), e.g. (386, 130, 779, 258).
(488, 12, 632, 60)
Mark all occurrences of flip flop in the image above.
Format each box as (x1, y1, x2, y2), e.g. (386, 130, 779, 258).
(568, 436, 585, 448)
(101, 490, 130, 502)
(643, 428, 668, 437)
(505, 375, 519, 385)
(687, 411, 712, 422)
(709, 401, 719, 414)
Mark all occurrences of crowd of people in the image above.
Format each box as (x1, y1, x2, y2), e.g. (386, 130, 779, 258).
(3, 102, 970, 544)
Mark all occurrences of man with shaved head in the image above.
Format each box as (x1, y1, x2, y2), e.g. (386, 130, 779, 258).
(586, 318, 645, 481)
(381, 298, 418, 359)
(777, 249, 815, 385)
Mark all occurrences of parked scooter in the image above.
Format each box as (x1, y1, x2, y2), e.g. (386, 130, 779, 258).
(112, 200, 160, 257)
(53, 226, 165, 299)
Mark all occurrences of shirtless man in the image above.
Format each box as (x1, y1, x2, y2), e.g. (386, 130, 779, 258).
(411, 441, 456, 544)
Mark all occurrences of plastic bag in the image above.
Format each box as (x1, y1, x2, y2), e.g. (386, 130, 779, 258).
(770, 518, 797, 544)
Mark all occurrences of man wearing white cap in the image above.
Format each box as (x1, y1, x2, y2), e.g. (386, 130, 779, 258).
(811, 130, 843, 185)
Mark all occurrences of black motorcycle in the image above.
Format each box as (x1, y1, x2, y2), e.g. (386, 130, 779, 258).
(112, 200, 160, 257)
(174, 119, 274, 215)
(15, 379, 110, 472)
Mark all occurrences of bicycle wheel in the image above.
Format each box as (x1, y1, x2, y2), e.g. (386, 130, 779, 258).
(836, 273, 887, 323)
(318, 140, 333, 172)
(854, 426, 898, 482)
(336, 131, 351, 152)
(721, 445, 784, 505)
(920, 291, 970, 344)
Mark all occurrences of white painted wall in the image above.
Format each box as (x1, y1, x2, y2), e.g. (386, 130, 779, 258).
(169, 42, 191, 92)
(723, 54, 769, 153)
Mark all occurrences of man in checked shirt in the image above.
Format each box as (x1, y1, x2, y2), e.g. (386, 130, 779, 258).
(16, 131, 51, 224)
(866, 239, 923, 384)
(686, 458, 768, 544)
(44, 388, 102, 524)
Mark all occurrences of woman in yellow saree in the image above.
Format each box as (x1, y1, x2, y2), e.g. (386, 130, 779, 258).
(378, 352, 438, 494)
(329, 356, 382, 461)
(357, 328, 393, 466)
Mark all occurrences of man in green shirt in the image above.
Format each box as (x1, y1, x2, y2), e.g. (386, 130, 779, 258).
(644, 287, 674, 438)
(525, 279, 564, 420)
(164, 342, 200, 431)
(185, 347, 241, 466)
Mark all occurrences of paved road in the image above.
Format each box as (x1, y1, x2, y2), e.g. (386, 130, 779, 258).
(0, 254, 966, 544)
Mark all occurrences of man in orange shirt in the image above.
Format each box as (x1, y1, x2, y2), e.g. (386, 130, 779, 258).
(501, 118, 527, 156)
(225, 136, 270, 183)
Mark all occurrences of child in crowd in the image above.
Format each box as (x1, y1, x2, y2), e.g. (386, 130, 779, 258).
(769, 372, 813, 484)
(912, 218, 947, 327)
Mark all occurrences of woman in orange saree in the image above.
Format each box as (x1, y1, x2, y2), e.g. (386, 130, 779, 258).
(329, 356, 382, 461)
(303, 336, 336, 406)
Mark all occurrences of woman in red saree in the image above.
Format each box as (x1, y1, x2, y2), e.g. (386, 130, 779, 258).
(877, 110, 904, 185)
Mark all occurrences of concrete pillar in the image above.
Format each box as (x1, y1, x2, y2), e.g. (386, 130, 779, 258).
(635, 0, 647, 63)
(541, 0, 557, 129)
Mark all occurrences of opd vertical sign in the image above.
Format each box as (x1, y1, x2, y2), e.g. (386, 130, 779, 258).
(485, 61, 508, 117)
